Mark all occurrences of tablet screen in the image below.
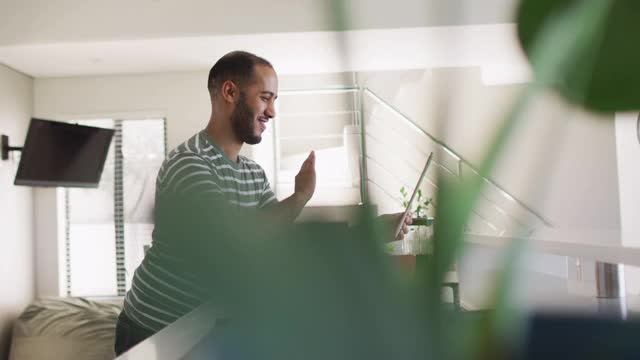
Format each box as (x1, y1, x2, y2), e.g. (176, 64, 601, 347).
(394, 152, 434, 238)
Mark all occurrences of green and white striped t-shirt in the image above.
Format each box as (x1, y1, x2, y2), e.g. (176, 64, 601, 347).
(122, 130, 277, 332)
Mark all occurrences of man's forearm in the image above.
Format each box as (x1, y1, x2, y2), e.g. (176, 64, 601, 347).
(262, 192, 308, 224)
(262, 150, 315, 224)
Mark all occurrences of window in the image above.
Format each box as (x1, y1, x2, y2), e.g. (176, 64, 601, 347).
(272, 89, 363, 206)
(59, 118, 166, 297)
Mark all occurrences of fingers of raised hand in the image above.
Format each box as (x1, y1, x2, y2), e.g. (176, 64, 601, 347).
(394, 222, 410, 240)
(398, 225, 409, 240)
(306, 150, 315, 163)
(301, 151, 315, 171)
(405, 214, 413, 225)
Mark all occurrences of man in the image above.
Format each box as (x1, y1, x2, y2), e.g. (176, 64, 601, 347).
(114, 51, 411, 355)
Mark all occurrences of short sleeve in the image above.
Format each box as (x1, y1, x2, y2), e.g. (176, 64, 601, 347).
(257, 172, 278, 208)
(157, 153, 223, 196)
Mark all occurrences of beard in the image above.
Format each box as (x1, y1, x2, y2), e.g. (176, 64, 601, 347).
(231, 91, 262, 145)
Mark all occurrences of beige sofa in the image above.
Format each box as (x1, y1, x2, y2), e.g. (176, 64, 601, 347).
(9, 297, 122, 360)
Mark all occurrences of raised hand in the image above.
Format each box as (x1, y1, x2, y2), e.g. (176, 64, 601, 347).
(294, 151, 316, 204)
(377, 212, 413, 241)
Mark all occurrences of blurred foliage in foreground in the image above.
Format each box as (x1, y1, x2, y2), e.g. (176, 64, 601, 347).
(155, 0, 640, 358)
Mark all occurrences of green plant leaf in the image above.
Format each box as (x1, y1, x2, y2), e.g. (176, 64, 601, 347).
(516, 0, 639, 112)
(439, 1, 617, 355)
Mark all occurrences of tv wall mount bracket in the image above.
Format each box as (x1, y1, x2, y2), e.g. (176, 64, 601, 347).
(1, 135, 23, 161)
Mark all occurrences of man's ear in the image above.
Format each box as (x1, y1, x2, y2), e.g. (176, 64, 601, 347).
(221, 80, 239, 103)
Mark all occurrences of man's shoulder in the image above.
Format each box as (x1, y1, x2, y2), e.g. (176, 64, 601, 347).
(170, 132, 215, 154)
(238, 155, 265, 172)
(165, 132, 220, 162)
(158, 133, 217, 178)
(163, 149, 208, 168)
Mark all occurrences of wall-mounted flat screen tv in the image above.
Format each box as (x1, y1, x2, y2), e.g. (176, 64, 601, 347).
(14, 118, 115, 187)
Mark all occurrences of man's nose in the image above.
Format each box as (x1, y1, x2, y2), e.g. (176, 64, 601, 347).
(265, 102, 276, 118)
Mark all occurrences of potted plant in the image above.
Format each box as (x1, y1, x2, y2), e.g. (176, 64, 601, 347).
(399, 186, 433, 253)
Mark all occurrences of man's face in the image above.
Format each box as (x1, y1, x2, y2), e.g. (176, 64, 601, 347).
(230, 65, 278, 145)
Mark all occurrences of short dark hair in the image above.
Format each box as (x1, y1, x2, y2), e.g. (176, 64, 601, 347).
(207, 51, 273, 96)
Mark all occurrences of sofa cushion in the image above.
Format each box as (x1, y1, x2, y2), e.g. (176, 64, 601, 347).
(9, 297, 122, 360)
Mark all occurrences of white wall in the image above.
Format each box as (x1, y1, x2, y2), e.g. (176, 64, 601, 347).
(615, 113, 640, 295)
(359, 67, 620, 233)
(358, 67, 622, 306)
(0, 63, 34, 359)
(35, 71, 211, 149)
(616, 112, 640, 247)
(33, 188, 63, 297)
(0, 0, 518, 46)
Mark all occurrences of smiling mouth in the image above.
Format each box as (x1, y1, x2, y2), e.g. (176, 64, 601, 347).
(258, 117, 269, 131)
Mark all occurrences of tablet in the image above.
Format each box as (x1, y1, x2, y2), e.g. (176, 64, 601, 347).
(394, 152, 434, 238)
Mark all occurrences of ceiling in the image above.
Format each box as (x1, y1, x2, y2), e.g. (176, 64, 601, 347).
(0, 0, 524, 78)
